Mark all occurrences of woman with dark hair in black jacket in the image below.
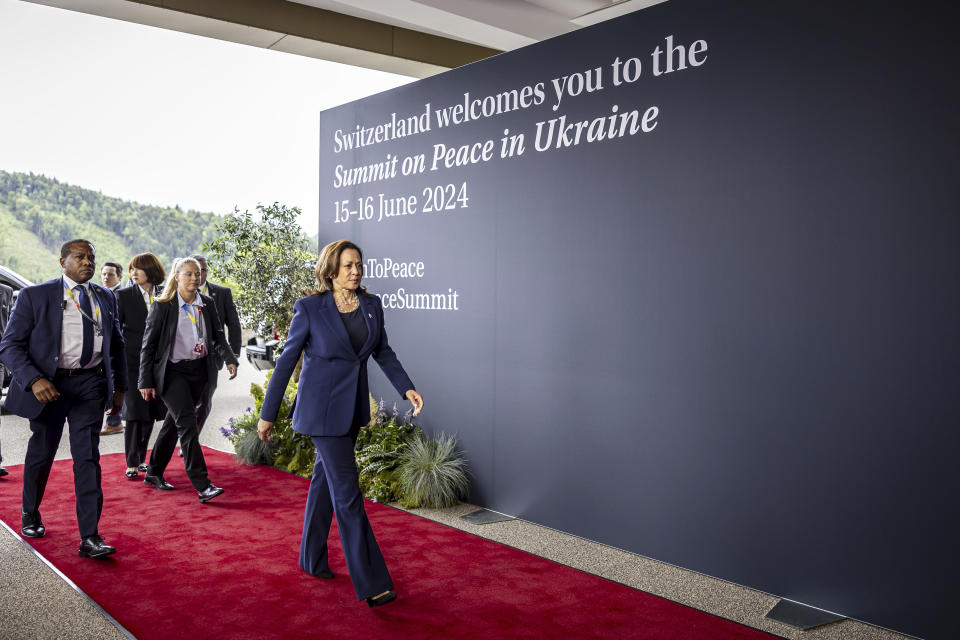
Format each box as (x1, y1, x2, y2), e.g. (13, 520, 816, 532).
(117, 252, 167, 479)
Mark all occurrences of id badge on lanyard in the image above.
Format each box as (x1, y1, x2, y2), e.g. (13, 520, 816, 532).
(63, 280, 103, 336)
(183, 304, 206, 354)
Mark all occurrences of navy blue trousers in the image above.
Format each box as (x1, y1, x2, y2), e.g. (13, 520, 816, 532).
(22, 371, 107, 538)
(300, 431, 393, 601)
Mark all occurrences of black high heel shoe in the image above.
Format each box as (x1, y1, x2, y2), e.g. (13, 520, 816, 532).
(366, 591, 397, 608)
(125, 469, 138, 479)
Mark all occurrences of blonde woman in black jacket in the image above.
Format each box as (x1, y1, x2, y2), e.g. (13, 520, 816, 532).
(138, 257, 238, 503)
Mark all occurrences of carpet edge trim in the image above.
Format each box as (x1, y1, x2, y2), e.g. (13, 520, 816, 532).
(0, 513, 138, 640)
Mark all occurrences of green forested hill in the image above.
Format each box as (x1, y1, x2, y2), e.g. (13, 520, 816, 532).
(0, 170, 221, 283)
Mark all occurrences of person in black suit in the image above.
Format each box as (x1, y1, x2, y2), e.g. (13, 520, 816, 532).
(0, 239, 125, 558)
(0, 363, 7, 477)
(188, 254, 241, 437)
(258, 240, 423, 607)
(117, 253, 167, 479)
(100, 261, 126, 436)
(0, 282, 12, 478)
(139, 257, 238, 502)
(0, 359, 7, 478)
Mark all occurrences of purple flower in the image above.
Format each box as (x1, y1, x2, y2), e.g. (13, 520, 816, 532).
(219, 426, 232, 437)
(392, 402, 399, 416)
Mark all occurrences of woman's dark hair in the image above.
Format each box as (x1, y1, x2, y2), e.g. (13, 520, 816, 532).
(128, 252, 166, 286)
(311, 240, 368, 296)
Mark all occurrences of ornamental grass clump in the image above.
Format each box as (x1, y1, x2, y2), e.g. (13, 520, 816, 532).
(221, 406, 274, 465)
(397, 432, 468, 509)
(234, 427, 274, 466)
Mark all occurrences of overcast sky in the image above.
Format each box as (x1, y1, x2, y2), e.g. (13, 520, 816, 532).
(0, 0, 413, 237)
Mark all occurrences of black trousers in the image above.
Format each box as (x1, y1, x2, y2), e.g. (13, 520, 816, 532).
(123, 419, 154, 468)
(195, 372, 217, 435)
(22, 370, 106, 538)
(148, 358, 211, 491)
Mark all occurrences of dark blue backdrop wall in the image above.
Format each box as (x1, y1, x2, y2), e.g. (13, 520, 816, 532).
(317, 2, 958, 638)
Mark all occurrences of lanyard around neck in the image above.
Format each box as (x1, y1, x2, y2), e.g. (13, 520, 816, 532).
(181, 303, 204, 340)
(62, 280, 101, 328)
(141, 286, 154, 307)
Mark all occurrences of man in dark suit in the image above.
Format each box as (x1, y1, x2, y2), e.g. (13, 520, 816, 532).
(99, 261, 125, 436)
(185, 254, 240, 445)
(0, 239, 126, 558)
(100, 262, 123, 293)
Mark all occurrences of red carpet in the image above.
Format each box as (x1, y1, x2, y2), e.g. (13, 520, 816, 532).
(0, 448, 782, 639)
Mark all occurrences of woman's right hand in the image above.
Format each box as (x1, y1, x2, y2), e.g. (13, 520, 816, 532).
(257, 419, 274, 442)
(405, 389, 424, 416)
(140, 388, 156, 401)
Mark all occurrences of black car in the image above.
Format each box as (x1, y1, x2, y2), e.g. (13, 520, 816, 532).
(0, 264, 34, 389)
(246, 335, 280, 371)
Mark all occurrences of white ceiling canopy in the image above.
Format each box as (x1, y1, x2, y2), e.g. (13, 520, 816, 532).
(22, 0, 669, 77)
(289, 0, 668, 50)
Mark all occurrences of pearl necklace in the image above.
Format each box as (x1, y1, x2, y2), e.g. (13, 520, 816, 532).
(335, 289, 359, 312)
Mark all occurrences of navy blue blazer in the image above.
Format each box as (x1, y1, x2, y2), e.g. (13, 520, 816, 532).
(0, 277, 127, 420)
(260, 292, 415, 437)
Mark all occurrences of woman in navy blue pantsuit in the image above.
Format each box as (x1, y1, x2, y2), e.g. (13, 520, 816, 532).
(258, 240, 423, 608)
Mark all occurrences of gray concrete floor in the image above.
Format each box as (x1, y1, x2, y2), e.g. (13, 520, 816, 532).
(0, 354, 914, 640)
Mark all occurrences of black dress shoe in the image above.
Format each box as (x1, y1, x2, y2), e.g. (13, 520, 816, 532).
(197, 484, 224, 503)
(0, 466, 9, 477)
(143, 473, 175, 490)
(366, 591, 397, 608)
(311, 569, 334, 579)
(177, 447, 184, 457)
(21, 510, 45, 538)
(79, 535, 116, 559)
(137, 464, 148, 473)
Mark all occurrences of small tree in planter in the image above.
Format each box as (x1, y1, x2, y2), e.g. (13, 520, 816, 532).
(202, 202, 315, 345)
(206, 203, 316, 469)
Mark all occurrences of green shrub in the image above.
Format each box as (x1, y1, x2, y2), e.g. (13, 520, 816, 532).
(355, 399, 422, 503)
(221, 383, 468, 509)
(220, 371, 314, 477)
(397, 432, 468, 509)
